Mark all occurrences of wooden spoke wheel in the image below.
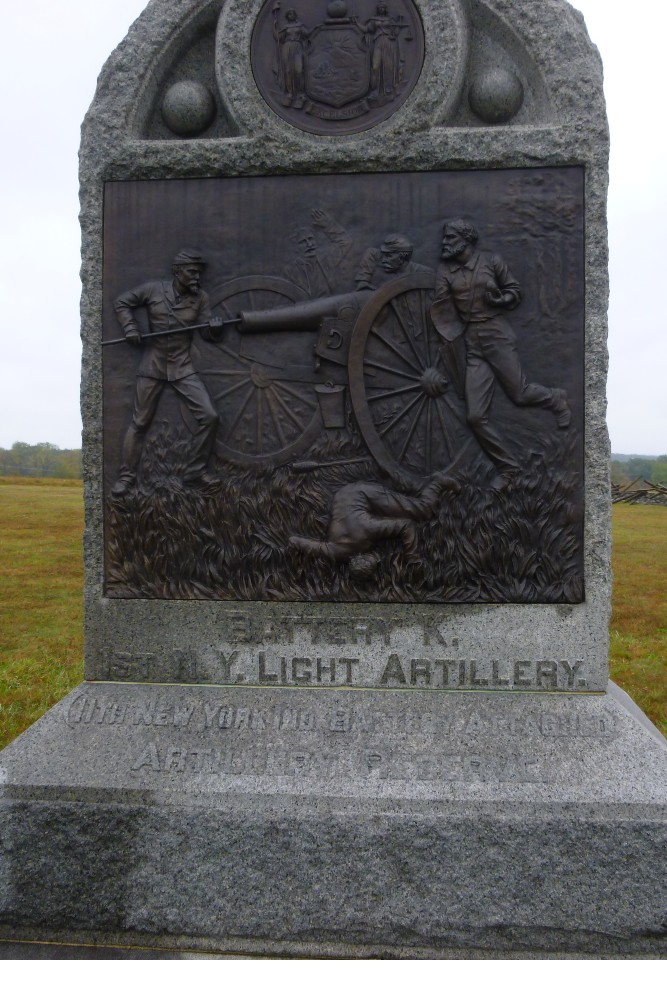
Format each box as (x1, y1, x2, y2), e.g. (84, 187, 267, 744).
(348, 274, 473, 485)
(195, 276, 324, 467)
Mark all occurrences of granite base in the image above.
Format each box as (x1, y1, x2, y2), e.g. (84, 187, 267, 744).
(0, 682, 665, 958)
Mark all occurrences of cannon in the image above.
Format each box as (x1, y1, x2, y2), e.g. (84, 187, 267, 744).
(237, 290, 373, 335)
(193, 273, 473, 483)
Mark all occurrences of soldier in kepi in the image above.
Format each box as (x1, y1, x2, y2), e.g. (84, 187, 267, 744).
(355, 233, 431, 290)
(111, 249, 222, 496)
(430, 219, 571, 490)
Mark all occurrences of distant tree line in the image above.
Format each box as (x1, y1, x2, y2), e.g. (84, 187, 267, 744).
(611, 455, 667, 487)
(1, 442, 663, 486)
(0, 442, 82, 479)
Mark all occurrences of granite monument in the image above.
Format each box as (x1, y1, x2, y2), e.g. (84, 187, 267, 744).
(0, 0, 665, 959)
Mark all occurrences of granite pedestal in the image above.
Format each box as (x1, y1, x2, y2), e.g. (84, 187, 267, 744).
(1, 0, 665, 959)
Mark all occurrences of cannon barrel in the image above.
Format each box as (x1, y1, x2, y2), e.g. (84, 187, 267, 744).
(238, 291, 372, 334)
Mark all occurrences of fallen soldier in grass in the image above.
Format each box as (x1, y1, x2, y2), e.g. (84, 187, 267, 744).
(289, 471, 459, 579)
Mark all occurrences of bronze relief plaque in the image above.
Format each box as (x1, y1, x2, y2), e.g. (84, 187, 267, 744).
(102, 167, 584, 604)
(250, 0, 425, 135)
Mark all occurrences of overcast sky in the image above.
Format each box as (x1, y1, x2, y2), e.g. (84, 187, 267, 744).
(0, 0, 664, 455)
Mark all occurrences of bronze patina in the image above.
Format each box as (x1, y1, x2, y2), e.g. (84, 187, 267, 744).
(103, 168, 584, 604)
(250, 0, 425, 135)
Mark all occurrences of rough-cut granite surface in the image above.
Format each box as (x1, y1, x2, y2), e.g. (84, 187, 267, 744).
(0, 682, 666, 957)
(3, 0, 660, 962)
(80, 0, 611, 693)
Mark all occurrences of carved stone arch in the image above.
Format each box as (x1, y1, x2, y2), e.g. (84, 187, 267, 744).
(83, 1, 237, 143)
(454, 0, 605, 128)
(216, 0, 472, 137)
(128, 1, 238, 139)
(446, 0, 554, 126)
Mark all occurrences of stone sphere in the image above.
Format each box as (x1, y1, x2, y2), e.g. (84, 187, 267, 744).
(161, 81, 216, 137)
(469, 67, 524, 124)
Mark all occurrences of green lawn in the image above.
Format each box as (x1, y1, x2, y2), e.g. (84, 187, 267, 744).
(0, 479, 665, 748)
(609, 505, 667, 735)
(0, 479, 84, 748)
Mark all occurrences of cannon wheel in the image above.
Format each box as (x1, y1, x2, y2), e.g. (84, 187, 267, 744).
(348, 274, 474, 485)
(196, 276, 324, 468)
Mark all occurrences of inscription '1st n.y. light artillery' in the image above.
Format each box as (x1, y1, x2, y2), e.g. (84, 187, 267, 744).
(99, 647, 589, 690)
(378, 656, 589, 689)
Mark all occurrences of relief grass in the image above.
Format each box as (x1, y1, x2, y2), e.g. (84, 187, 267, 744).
(0, 479, 665, 748)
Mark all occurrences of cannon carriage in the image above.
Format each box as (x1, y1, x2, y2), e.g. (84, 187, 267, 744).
(194, 273, 474, 484)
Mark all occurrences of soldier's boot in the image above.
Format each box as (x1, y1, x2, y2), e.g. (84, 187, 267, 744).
(549, 388, 571, 429)
(111, 470, 136, 497)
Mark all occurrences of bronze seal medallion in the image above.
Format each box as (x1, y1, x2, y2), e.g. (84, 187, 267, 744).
(251, 0, 425, 135)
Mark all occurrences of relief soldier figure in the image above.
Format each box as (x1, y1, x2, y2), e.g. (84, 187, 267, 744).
(284, 207, 353, 296)
(111, 250, 222, 495)
(355, 232, 431, 290)
(430, 219, 571, 490)
(104, 172, 584, 604)
(289, 471, 459, 577)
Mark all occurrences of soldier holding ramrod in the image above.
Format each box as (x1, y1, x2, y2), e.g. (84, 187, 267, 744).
(110, 249, 225, 495)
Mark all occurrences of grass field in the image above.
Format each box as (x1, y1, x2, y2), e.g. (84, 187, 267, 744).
(0, 478, 665, 749)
